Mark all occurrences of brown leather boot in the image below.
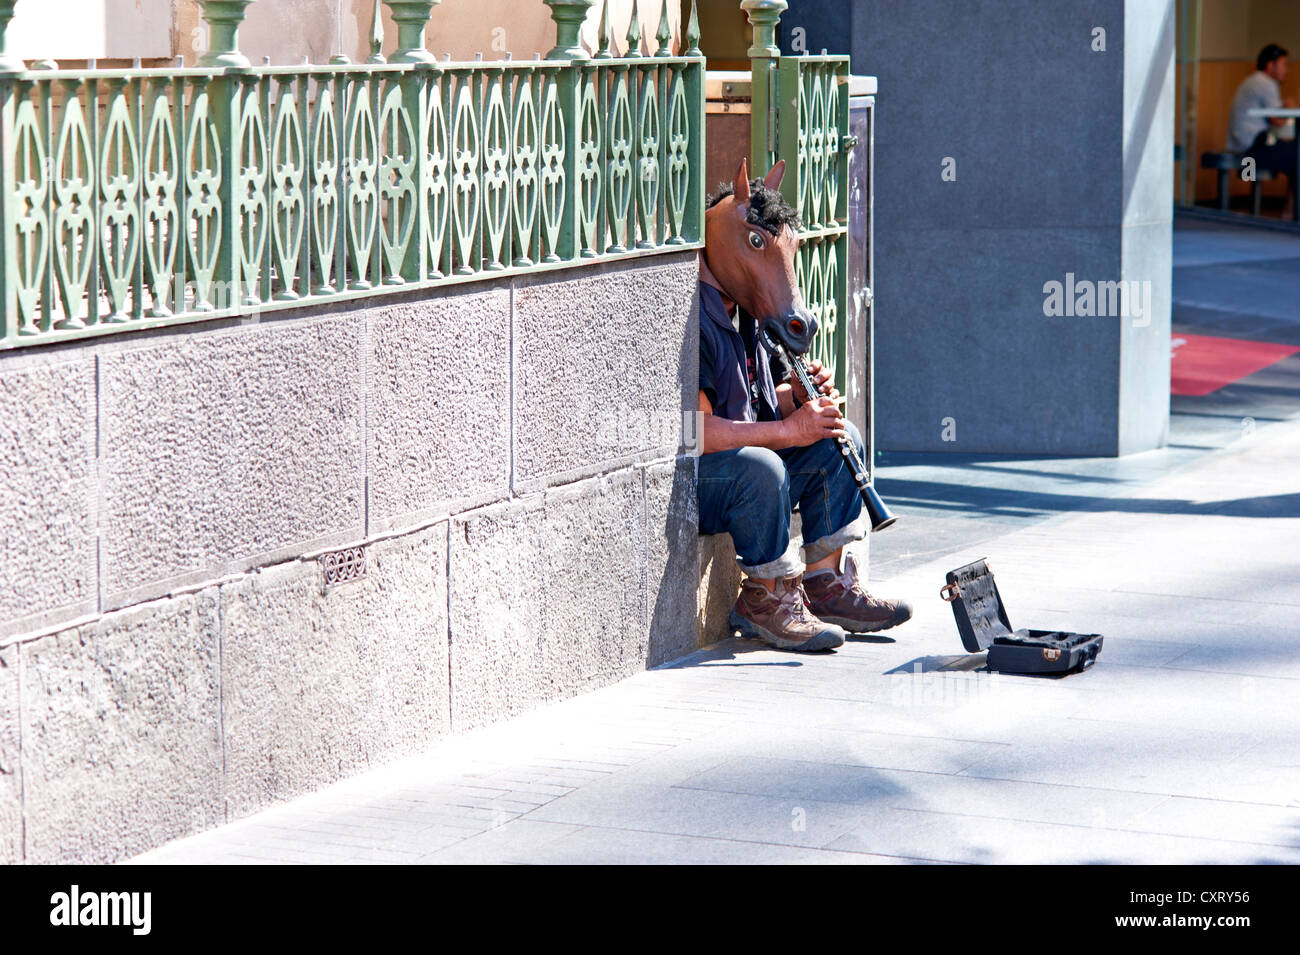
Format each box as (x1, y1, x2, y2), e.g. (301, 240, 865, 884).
(803, 554, 913, 633)
(728, 574, 845, 652)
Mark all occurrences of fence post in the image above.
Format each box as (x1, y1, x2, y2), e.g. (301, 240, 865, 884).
(382, 3, 438, 283)
(683, 0, 703, 243)
(197, 0, 254, 69)
(545, 0, 593, 260)
(200, 1, 254, 311)
(545, 0, 594, 62)
(741, 0, 784, 176)
(0, 0, 22, 73)
(0, 1, 20, 340)
(385, 0, 439, 64)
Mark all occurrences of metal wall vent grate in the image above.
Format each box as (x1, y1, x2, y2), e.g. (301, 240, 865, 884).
(322, 546, 367, 588)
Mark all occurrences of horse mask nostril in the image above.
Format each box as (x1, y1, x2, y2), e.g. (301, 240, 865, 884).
(760, 309, 819, 355)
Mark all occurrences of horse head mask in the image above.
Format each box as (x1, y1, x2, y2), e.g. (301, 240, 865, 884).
(702, 158, 817, 354)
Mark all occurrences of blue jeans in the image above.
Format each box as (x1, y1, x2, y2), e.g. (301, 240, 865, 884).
(698, 421, 867, 578)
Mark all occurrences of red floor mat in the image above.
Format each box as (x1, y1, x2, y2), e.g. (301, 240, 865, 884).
(1170, 333, 1300, 396)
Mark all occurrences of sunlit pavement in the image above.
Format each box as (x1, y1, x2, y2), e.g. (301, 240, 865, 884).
(129, 219, 1300, 865)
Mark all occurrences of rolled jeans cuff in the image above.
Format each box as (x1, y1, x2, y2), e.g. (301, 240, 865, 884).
(737, 544, 805, 580)
(802, 515, 868, 565)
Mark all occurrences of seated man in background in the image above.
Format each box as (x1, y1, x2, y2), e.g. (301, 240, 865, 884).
(1228, 43, 1296, 211)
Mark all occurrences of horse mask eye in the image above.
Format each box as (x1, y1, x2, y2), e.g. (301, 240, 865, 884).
(747, 231, 764, 250)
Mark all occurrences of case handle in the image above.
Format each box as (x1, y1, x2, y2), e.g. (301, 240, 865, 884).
(939, 582, 962, 602)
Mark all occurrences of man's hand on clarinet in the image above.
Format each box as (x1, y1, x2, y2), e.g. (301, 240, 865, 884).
(791, 359, 839, 405)
(782, 395, 846, 448)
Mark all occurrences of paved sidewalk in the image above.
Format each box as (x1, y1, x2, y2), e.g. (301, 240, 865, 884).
(130, 416, 1300, 865)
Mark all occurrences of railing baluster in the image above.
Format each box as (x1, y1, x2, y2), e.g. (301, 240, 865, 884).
(86, 74, 102, 324)
(257, 73, 271, 304)
(38, 76, 55, 329)
(656, 60, 668, 247)
(171, 70, 186, 316)
(131, 74, 144, 318)
(369, 69, 383, 288)
(529, 66, 542, 265)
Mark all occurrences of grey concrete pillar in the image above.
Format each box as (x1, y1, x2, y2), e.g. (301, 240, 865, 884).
(783, 0, 1173, 455)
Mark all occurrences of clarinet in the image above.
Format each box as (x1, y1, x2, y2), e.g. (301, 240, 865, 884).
(763, 330, 899, 532)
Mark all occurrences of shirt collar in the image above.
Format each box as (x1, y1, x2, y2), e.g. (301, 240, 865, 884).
(699, 282, 740, 333)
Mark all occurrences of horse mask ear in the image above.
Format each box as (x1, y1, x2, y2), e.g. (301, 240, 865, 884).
(763, 160, 786, 190)
(733, 158, 750, 204)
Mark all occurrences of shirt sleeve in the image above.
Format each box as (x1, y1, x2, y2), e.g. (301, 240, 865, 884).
(699, 324, 719, 409)
(1265, 78, 1283, 109)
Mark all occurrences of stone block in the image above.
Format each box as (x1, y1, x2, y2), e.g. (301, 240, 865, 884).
(1122, 0, 1175, 229)
(645, 456, 699, 666)
(367, 289, 511, 530)
(0, 645, 19, 864)
(99, 315, 365, 605)
(1119, 217, 1172, 454)
(220, 525, 450, 819)
(449, 469, 646, 731)
(20, 591, 223, 864)
(873, 225, 1122, 454)
(0, 354, 96, 634)
(512, 254, 698, 488)
(844, 0, 1125, 233)
(697, 533, 741, 647)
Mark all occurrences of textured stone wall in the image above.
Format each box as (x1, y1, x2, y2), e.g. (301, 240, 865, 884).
(0, 251, 701, 863)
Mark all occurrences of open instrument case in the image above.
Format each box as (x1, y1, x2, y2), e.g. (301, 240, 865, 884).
(940, 559, 1103, 675)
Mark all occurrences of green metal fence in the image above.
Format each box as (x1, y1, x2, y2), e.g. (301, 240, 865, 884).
(743, 0, 851, 395)
(0, 0, 705, 349)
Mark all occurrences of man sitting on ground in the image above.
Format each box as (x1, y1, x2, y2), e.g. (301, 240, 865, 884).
(697, 176, 912, 653)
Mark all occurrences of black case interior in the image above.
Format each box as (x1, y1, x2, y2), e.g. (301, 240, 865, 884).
(941, 559, 1103, 675)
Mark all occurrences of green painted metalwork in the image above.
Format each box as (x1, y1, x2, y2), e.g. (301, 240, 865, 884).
(0, 2, 24, 74)
(744, 1, 851, 395)
(386, 2, 439, 65)
(197, 0, 254, 69)
(0, 0, 704, 349)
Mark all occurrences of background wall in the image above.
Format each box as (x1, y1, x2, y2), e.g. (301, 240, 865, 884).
(8, 0, 171, 60)
(6, 0, 680, 65)
(780, 0, 1173, 456)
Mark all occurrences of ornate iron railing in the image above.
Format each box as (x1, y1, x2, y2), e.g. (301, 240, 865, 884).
(0, 0, 705, 349)
(743, 0, 850, 394)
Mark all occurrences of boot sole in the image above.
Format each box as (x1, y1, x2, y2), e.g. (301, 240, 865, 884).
(728, 611, 845, 652)
(817, 610, 912, 634)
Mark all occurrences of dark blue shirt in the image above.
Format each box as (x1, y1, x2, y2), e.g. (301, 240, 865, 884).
(699, 282, 780, 424)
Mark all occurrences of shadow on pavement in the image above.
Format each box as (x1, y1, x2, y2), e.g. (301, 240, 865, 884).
(878, 479, 1300, 521)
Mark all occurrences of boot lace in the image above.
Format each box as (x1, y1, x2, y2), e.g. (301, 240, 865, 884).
(777, 580, 817, 625)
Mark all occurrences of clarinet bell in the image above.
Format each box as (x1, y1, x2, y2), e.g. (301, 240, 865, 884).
(864, 482, 899, 532)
